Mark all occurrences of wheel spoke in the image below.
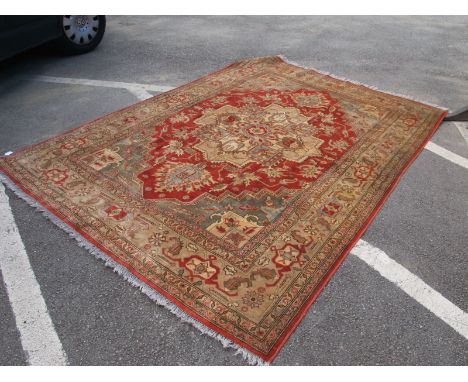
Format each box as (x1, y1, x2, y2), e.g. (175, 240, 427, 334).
(89, 18, 100, 28)
(62, 15, 100, 45)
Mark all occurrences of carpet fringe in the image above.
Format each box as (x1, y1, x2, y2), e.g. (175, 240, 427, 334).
(275, 55, 449, 111)
(0, 173, 269, 366)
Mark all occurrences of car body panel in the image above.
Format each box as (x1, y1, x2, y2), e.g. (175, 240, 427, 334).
(0, 16, 62, 61)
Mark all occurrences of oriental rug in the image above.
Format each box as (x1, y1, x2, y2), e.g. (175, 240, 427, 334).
(0, 56, 447, 364)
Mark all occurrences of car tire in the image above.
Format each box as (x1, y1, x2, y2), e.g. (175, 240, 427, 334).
(55, 15, 106, 55)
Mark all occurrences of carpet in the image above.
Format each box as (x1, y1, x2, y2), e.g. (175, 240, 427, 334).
(0, 56, 447, 364)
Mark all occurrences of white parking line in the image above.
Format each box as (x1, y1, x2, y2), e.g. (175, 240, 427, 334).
(425, 141, 468, 169)
(455, 122, 468, 147)
(25, 75, 174, 93)
(0, 183, 68, 365)
(126, 87, 154, 101)
(26, 75, 163, 100)
(352, 240, 468, 340)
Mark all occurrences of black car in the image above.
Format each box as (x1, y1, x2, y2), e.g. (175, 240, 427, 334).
(0, 15, 106, 61)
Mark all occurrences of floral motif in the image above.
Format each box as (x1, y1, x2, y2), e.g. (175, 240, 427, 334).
(147, 231, 167, 246)
(105, 205, 127, 220)
(353, 162, 375, 181)
(242, 290, 265, 309)
(322, 202, 341, 216)
(184, 257, 218, 280)
(43, 168, 69, 185)
(84, 148, 123, 171)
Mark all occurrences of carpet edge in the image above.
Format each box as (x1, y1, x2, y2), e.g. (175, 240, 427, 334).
(276, 55, 449, 111)
(0, 172, 269, 366)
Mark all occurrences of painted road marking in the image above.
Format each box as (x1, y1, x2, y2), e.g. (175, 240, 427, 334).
(25, 75, 174, 93)
(126, 87, 154, 100)
(0, 183, 68, 365)
(425, 141, 468, 169)
(455, 122, 468, 147)
(25, 75, 467, 169)
(27, 75, 160, 101)
(352, 240, 468, 340)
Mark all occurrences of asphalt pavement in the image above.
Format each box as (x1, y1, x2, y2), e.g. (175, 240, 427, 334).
(0, 16, 467, 365)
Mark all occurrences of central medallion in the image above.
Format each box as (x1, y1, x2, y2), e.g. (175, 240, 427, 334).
(192, 103, 324, 167)
(138, 89, 355, 202)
